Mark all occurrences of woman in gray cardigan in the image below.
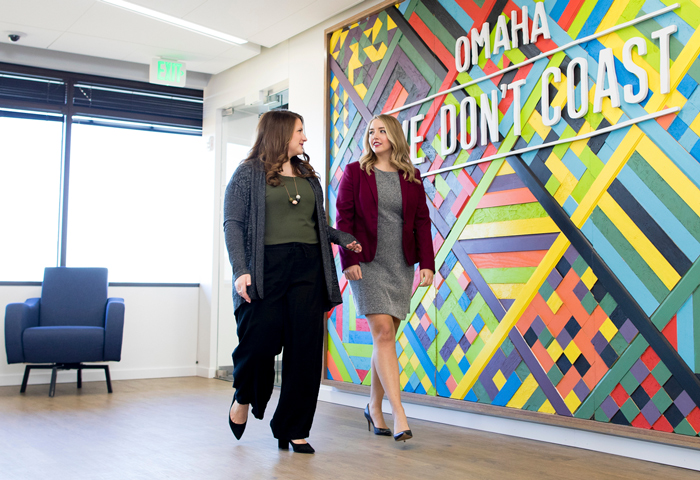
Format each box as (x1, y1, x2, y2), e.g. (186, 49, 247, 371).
(224, 110, 360, 454)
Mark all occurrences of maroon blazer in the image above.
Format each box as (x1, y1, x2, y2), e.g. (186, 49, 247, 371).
(336, 161, 435, 273)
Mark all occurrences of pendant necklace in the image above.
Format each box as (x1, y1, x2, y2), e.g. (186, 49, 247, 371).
(281, 177, 301, 205)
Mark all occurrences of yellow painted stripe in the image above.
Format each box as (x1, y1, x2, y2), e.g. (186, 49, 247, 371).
(598, 192, 680, 289)
(638, 137, 700, 219)
(451, 233, 571, 399)
(489, 283, 526, 299)
(571, 125, 643, 228)
(459, 217, 559, 239)
(596, 2, 630, 34)
(506, 374, 539, 409)
(646, 23, 700, 112)
(498, 161, 515, 175)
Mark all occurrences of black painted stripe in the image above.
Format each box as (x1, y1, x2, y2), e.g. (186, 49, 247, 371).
(507, 154, 700, 407)
(608, 178, 692, 276)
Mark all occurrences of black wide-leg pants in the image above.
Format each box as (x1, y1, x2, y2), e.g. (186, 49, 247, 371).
(232, 242, 326, 440)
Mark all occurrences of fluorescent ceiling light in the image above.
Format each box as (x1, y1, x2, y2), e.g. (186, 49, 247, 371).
(99, 0, 247, 45)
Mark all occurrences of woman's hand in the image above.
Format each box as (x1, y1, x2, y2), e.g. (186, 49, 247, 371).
(345, 241, 362, 253)
(234, 274, 252, 303)
(419, 269, 433, 287)
(344, 265, 362, 281)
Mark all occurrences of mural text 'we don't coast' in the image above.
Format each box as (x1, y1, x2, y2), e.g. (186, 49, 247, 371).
(325, 0, 700, 442)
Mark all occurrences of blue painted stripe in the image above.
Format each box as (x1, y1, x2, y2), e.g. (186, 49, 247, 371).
(617, 166, 700, 261)
(492, 372, 523, 407)
(327, 318, 362, 384)
(578, 0, 615, 38)
(349, 330, 374, 344)
(350, 355, 371, 371)
(677, 295, 694, 371)
(643, 0, 693, 45)
(581, 219, 659, 315)
(404, 323, 451, 397)
(438, 0, 473, 33)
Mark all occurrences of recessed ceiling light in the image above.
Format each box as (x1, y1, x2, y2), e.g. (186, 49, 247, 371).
(99, 0, 247, 45)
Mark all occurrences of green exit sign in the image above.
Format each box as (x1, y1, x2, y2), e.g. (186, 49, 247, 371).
(149, 59, 187, 87)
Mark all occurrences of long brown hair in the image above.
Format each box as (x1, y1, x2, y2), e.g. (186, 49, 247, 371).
(243, 110, 317, 186)
(359, 114, 419, 184)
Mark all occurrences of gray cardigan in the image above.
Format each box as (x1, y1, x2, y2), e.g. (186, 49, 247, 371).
(223, 160, 356, 313)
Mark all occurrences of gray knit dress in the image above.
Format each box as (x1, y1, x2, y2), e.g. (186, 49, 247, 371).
(349, 168, 414, 319)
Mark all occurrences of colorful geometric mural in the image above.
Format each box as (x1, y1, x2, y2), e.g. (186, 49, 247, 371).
(325, 0, 700, 439)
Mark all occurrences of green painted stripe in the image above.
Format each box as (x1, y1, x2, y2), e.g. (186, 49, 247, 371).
(650, 258, 700, 331)
(567, 0, 599, 39)
(574, 336, 649, 418)
(345, 343, 373, 357)
(397, 36, 440, 86)
(363, 18, 403, 103)
(436, 161, 501, 256)
(694, 286, 700, 373)
(480, 299, 499, 332)
(329, 113, 362, 175)
(413, 2, 456, 57)
(627, 152, 700, 243)
(328, 334, 352, 382)
(570, 170, 596, 203)
(589, 207, 669, 303)
(469, 202, 549, 224)
(479, 267, 537, 284)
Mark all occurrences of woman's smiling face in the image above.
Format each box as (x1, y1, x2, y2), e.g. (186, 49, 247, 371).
(368, 119, 393, 158)
(287, 118, 307, 159)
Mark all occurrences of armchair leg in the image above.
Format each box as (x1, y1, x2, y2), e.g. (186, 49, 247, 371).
(49, 367, 58, 398)
(20, 366, 31, 393)
(104, 366, 113, 394)
(77, 367, 82, 389)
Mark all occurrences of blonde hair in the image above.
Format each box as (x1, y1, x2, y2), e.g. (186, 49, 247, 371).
(243, 110, 317, 186)
(358, 114, 419, 184)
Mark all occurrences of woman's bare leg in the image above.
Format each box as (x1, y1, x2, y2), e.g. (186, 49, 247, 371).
(369, 355, 388, 429)
(230, 400, 249, 424)
(367, 314, 409, 434)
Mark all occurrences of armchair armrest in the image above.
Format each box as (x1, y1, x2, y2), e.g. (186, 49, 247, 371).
(4, 298, 40, 364)
(104, 297, 125, 362)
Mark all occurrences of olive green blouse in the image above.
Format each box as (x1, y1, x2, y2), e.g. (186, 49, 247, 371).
(264, 175, 318, 245)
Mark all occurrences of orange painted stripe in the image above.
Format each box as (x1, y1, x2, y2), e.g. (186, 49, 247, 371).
(469, 250, 548, 269)
(558, 0, 586, 31)
(326, 351, 342, 381)
(382, 81, 405, 114)
(477, 187, 537, 208)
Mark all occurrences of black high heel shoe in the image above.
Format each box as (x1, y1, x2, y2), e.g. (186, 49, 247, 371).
(394, 429, 413, 442)
(278, 438, 315, 454)
(228, 397, 246, 440)
(364, 404, 391, 436)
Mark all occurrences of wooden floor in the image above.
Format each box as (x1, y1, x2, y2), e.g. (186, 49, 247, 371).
(0, 377, 696, 480)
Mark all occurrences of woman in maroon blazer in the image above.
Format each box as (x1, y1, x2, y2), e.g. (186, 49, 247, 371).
(336, 114, 435, 442)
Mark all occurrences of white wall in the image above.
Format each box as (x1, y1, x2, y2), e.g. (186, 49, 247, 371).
(0, 285, 199, 386)
(202, 0, 388, 377)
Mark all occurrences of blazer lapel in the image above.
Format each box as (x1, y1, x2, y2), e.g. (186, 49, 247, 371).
(364, 166, 378, 205)
(398, 171, 409, 218)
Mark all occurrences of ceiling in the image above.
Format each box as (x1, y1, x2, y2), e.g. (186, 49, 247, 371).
(0, 0, 364, 75)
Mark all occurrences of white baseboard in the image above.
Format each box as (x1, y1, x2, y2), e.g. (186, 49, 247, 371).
(197, 366, 216, 378)
(318, 385, 700, 472)
(0, 365, 197, 387)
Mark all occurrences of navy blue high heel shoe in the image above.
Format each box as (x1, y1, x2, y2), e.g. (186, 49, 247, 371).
(228, 397, 246, 440)
(394, 429, 413, 442)
(364, 404, 391, 436)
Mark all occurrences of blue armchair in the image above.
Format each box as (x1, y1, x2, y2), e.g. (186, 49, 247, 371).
(4, 267, 125, 396)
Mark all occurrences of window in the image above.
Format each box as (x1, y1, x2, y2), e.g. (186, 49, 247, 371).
(67, 123, 210, 282)
(0, 116, 63, 281)
(0, 63, 205, 283)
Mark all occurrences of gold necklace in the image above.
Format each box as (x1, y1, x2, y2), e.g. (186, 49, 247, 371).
(281, 176, 301, 205)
